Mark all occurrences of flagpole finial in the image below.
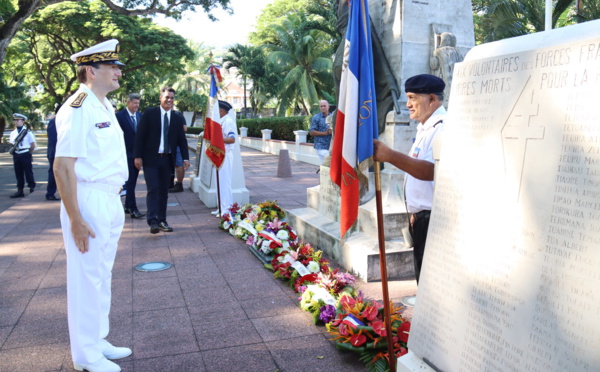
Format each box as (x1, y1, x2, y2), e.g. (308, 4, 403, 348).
(209, 51, 214, 63)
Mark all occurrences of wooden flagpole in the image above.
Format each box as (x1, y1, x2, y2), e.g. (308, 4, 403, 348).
(374, 160, 397, 372)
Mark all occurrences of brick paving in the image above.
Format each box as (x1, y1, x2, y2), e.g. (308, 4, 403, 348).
(0, 139, 416, 372)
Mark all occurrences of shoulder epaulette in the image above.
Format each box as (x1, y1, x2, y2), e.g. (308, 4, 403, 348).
(70, 92, 88, 108)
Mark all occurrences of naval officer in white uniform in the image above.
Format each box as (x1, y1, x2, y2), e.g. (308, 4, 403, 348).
(54, 39, 131, 372)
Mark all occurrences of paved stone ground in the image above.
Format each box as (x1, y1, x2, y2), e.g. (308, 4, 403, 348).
(0, 134, 416, 372)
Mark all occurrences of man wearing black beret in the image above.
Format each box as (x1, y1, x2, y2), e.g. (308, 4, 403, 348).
(373, 73, 446, 284)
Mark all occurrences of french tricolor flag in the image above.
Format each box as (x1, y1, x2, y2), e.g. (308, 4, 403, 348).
(330, 0, 378, 237)
(204, 64, 226, 169)
(342, 314, 366, 329)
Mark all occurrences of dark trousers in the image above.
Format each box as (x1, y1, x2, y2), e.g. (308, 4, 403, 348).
(143, 156, 172, 225)
(409, 210, 431, 285)
(46, 157, 57, 197)
(13, 152, 35, 190)
(124, 157, 140, 210)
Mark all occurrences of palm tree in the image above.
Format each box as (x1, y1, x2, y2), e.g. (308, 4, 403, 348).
(571, 0, 600, 23)
(172, 40, 212, 96)
(223, 44, 265, 116)
(266, 13, 333, 116)
(482, 0, 576, 42)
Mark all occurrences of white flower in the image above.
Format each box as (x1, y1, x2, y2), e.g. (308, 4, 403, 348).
(276, 230, 289, 240)
(307, 261, 320, 273)
(234, 227, 243, 237)
(306, 285, 337, 307)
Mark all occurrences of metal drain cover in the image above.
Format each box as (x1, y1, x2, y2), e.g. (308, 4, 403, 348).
(134, 261, 172, 272)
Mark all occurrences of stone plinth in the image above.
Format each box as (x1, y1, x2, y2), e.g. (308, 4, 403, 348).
(287, 146, 415, 281)
(192, 137, 249, 208)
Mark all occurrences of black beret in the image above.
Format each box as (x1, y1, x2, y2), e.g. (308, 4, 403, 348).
(218, 100, 232, 111)
(405, 74, 445, 94)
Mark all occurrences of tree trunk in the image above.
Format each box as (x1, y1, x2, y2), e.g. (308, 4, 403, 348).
(0, 117, 6, 139)
(0, 0, 44, 66)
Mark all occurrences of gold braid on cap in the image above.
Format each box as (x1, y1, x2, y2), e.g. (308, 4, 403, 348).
(76, 51, 119, 64)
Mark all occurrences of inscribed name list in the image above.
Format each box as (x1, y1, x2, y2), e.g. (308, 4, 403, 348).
(407, 29, 600, 372)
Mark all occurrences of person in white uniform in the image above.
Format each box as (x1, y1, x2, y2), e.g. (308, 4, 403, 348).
(373, 74, 446, 285)
(212, 100, 237, 216)
(8, 113, 36, 198)
(54, 39, 131, 372)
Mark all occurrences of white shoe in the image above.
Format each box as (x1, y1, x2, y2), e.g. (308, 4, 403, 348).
(211, 209, 219, 215)
(73, 357, 121, 372)
(99, 339, 132, 360)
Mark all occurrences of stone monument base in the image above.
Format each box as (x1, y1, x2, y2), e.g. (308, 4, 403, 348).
(396, 351, 436, 372)
(287, 205, 414, 281)
(190, 175, 249, 208)
(286, 166, 415, 282)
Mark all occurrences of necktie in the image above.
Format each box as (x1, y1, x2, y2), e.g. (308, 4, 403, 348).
(131, 115, 137, 131)
(163, 112, 169, 153)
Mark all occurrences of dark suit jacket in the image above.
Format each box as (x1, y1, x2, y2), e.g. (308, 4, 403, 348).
(133, 106, 189, 167)
(46, 118, 57, 159)
(116, 109, 142, 158)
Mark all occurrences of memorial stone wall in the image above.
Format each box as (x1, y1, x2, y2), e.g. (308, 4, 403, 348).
(402, 21, 600, 372)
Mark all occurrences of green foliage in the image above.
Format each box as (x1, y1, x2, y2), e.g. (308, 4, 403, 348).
(359, 351, 390, 372)
(0, 0, 231, 70)
(176, 90, 207, 113)
(223, 44, 266, 114)
(238, 116, 311, 141)
(186, 126, 203, 134)
(248, 0, 310, 46)
(172, 40, 213, 96)
(265, 12, 334, 116)
(6, 0, 194, 113)
(568, 0, 600, 23)
(472, 0, 599, 43)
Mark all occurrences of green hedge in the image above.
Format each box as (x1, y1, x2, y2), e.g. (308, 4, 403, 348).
(187, 127, 203, 135)
(238, 116, 312, 142)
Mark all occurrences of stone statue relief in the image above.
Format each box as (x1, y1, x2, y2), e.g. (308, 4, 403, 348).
(430, 32, 464, 107)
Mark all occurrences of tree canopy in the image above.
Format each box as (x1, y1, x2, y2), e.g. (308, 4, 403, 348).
(248, 0, 310, 46)
(4, 0, 194, 113)
(0, 0, 231, 67)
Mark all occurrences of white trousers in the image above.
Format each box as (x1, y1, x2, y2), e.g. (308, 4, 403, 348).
(61, 183, 124, 364)
(217, 152, 234, 213)
(316, 149, 329, 164)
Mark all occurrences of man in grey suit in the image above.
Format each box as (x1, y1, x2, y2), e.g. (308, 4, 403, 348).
(116, 93, 145, 218)
(134, 87, 189, 234)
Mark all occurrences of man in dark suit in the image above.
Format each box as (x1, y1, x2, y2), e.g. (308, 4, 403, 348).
(116, 93, 145, 218)
(134, 87, 189, 234)
(45, 105, 61, 201)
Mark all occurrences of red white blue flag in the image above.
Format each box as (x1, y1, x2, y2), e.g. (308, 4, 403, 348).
(204, 64, 226, 168)
(330, 0, 378, 237)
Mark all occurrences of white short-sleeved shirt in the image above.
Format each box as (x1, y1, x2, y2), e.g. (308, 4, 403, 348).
(221, 115, 237, 153)
(55, 84, 127, 187)
(9, 128, 36, 152)
(405, 106, 446, 213)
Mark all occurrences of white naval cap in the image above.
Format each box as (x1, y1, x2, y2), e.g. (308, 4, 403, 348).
(13, 113, 27, 121)
(70, 39, 125, 66)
